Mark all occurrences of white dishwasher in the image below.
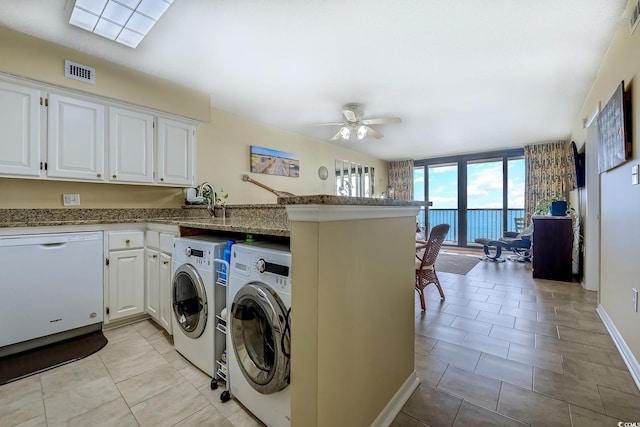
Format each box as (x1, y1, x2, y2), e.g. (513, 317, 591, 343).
(0, 231, 104, 354)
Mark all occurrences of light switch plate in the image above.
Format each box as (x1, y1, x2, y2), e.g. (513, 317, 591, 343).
(63, 193, 80, 206)
(632, 165, 639, 185)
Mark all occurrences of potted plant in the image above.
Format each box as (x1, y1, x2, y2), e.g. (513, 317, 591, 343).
(534, 197, 574, 217)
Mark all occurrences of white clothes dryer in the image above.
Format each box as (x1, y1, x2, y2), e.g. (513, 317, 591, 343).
(228, 242, 292, 427)
(172, 236, 225, 377)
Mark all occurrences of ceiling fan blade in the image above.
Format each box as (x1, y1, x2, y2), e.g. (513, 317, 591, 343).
(364, 126, 384, 139)
(361, 117, 402, 125)
(342, 109, 357, 123)
(312, 122, 346, 127)
(330, 130, 343, 140)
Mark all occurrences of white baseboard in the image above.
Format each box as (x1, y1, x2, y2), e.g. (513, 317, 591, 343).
(596, 304, 640, 391)
(371, 371, 420, 427)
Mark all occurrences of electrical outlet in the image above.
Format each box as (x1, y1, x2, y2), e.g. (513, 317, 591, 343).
(633, 288, 638, 312)
(63, 194, 80, 206)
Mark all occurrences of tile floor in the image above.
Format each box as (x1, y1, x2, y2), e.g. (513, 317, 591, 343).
(0, 320, 263, 427)
(392, 256, 640, 427)
(2, 258, 640, 427)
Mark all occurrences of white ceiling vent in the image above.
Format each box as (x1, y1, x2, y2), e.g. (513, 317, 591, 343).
(64, 60, 95, 84)
(630, 1, 640, 35)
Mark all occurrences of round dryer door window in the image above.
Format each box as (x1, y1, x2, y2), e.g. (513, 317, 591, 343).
(231, 281, 291, 394)
(172, 264, 208, 338)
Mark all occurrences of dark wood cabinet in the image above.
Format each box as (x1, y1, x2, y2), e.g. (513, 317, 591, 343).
(532, 216, 573, 282)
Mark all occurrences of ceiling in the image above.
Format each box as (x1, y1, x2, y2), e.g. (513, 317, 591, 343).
(0, 0, 629, 161)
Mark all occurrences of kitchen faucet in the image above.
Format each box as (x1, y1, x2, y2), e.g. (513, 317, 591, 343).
(198, 182, 216, 217)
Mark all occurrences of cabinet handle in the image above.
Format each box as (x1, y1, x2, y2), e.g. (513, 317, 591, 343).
(153, 254, 158, 258)
(113, 175, 117, 179)
(163, 260, 169, 265)
(97, 173, 102, 178)
(125, 239, 130, 245)
(160, 177, 164, 181)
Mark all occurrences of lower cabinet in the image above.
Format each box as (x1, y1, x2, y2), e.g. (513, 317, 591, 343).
(104, 227, 176, 328)
(106, 245, 145, 322)
(145, 228, 176, 334)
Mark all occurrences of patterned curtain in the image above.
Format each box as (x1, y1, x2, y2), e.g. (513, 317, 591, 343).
(388, 160, 414, 200)
(524, 141, 573, 220)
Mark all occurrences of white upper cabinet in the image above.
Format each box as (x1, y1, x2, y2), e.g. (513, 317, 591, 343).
(109, 107, 154, 183)
(0, 80, 41, 177)
(157, 117, 194, 186)
(0, 75, 198, 186)
(47, 94, 105, 181)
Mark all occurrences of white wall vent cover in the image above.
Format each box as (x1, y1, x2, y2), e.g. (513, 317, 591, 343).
(64, 60, 95, 84)
(631, 1, 640, 35)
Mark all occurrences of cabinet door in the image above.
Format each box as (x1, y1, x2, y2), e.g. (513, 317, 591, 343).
(109, 107, 154, 183)
(159, 252, 173, 334)
(157, 117, 194, 186)
(0, 81, 41, 177)
(107, 248, 144, 321)
(145, 248, 160, 321)
(47, 94, 105, 181)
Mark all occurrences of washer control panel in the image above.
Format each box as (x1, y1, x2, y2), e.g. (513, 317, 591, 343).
(184, 246, 214, 267)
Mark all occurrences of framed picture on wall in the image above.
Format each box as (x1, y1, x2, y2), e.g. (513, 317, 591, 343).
(250, 146, 300, 177)
(597, 81, 632, 173)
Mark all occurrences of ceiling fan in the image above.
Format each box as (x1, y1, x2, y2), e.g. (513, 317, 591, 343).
(315, 103, 401, 141)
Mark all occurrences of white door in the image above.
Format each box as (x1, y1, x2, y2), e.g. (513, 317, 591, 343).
(108, 248, 144, 321)
(159, 252, 173, 333)
(145, 248, 160, 321)
(157, 117, 193, 186)
(47, 94, 105, 181)
(109, 107, 154, 183)
(0, 81, 41, 177)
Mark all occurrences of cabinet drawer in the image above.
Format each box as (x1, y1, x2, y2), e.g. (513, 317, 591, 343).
(108, 231, 144, 250)
(160, 233, 175, 254)
(145, 230, 160, 249)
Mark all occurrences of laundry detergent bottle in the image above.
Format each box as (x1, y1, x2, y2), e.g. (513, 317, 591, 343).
(221, 240, 234, 282)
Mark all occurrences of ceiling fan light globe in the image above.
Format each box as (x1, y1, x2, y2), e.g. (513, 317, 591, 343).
(357, 125, 367, 140)
(340, 126, 351, 140)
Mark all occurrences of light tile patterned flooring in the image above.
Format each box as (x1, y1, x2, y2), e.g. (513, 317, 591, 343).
(2, 258, 640, 426)
(0, 320, 263, 427)
(393, 256, 640, 427)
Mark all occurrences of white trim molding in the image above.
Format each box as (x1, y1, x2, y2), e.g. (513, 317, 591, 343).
(371, 371, 420, 427)
(285, 204, 420, 222)
(596, 304, 640, 391)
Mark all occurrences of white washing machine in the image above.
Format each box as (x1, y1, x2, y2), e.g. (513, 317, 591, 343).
(172, 236, 225, 377)
(228, 242, 292, 427)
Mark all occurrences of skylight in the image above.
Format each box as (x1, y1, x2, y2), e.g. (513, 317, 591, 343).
(69, 0, 173, 48)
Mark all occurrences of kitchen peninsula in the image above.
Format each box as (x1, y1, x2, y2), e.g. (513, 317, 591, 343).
(0, 196, 422, 427)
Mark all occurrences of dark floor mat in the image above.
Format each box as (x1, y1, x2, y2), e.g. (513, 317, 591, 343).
(0, 331, 107, 385)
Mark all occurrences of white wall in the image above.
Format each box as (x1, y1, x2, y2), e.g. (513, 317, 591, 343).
(569, 1, 640, 362)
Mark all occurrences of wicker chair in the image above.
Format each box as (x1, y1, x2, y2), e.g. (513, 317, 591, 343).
(415, 223, 450, 311)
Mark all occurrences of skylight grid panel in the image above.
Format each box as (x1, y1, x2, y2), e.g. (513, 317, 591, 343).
(114, 0, 142, 9)
(102, 1, 134, 26)
(75, 0, 108, 14)
(94, 18, 122, 40)
(117, 28, 144, 48)
(69, 7, 100, 31)
(136, 0, 169, 20)
(126, 12, 156, 35)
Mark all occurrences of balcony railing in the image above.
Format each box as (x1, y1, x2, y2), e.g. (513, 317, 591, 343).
(417, 209, 526, 244)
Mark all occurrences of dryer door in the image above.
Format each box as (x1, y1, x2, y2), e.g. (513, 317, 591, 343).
(230, 281, 290, 394)
(172, 264, 208, 338)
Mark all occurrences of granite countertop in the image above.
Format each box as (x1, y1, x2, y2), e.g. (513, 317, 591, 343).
(277, 194, 425, 206)
(157, 217, 290, 236)
(0, 196, 421, 236)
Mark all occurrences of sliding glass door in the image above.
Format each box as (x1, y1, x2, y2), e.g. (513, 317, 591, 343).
(413, 149, 524, 247)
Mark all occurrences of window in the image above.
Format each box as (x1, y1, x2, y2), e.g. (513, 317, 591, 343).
(414, 149, 524, 247)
